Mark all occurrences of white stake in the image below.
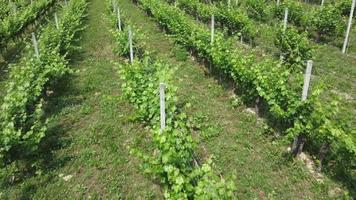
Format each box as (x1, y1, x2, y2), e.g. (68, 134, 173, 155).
(113, 0, 117, 13)
(283, 8, 289, 32)
(128, 26, 134, 64)
(302, 60, 313, 101)
(54, 13, 59, 29)
(64, 0, 67, 6)
(31, 33, 39, 58)
(321, 0, 325, 6)
(160, 83, 166, 131)
(342, 0, 355, 54)
(211, 15, 215, 45)
(174, 0, 177, 7)
(277, 0, 280, 6)
(117, 6, 122, 31)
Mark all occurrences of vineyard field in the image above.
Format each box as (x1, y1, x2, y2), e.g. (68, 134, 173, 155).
(0, 0, 355, 199)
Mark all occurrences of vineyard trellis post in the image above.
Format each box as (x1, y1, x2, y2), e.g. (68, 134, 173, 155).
(211, 15, 215, 45)
(342, 0, 355, 54)
(160, 83, 166, 131)
(117, 6, 122, 31)
(54, 13, 59, 29)
(279, 8, 289, 61)
(128, 26, 134, 64)
(277, 0, 280, 6)
(321, 0, 325, 7)
(31, 33, 39, 58)
(113, 0, 117, 14)
(292, 60, 313, 156)
(283, 8, 289, 32)
(302, 60, 313, 101)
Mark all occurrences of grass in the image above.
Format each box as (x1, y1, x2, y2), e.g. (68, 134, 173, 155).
(0, 0, 354, 199)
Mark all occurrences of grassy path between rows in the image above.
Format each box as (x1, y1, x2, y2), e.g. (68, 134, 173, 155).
(0, 0, 352, 199)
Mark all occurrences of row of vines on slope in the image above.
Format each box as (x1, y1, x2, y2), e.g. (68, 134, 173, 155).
(0, 0, 87, 167)
(107, 1, 235, 198)
(134, 0, 355, 179)
(211, 0, 352, 43)
(0, 0, 57, 49)
(168, 0, 313, 72)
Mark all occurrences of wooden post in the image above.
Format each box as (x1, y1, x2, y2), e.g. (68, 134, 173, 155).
(117, 6, 122, 31)
(31, 33, 39, 58)
(54, 13, 59, 29)
(342, 0, 355, 54)
(283, 8, 289, 32)
(160, 83, 166, 131)
(211, 15, 215, 45)
(302, 60, 313, 101)
(128, 26, 134, 64)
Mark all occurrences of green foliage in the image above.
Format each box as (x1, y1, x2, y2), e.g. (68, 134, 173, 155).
(287, 90, 356, 173)
(177, 0, 257, 41)
(0, 0, 56, 48)
(272, 0, 305, 27)
(187, 112, 222, 140)
(111, 26, 145, 58)
(108, 3, 145, 59)
(0, 0, 88, 165)
(177, 0, 218, 24)
(275, 27, 313, 71)
(243, 0, 269, 22)
(333, 0, 354, 17)
(118, 56, 178, 126)
(193, 159, 235, 199)
(311, 5, 345, 42)
(217, 5, 257, 41)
